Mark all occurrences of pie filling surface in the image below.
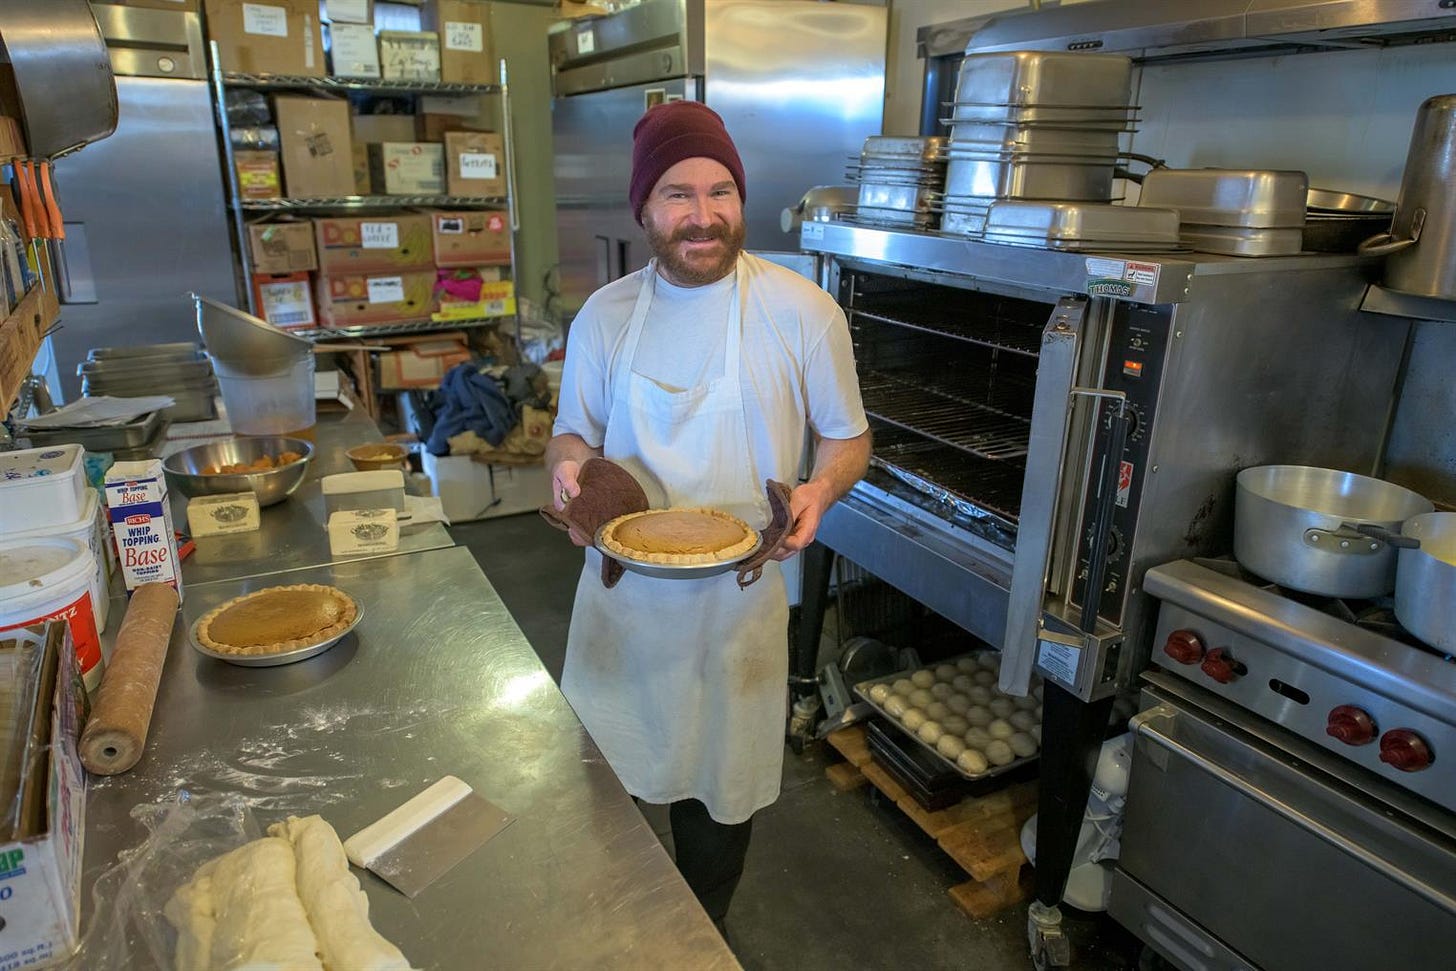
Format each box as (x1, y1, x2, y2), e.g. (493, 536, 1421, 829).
(599, 508, 758, 565)
(196, 584, 358, 655)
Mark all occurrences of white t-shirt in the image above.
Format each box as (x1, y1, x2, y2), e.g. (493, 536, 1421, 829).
(554, 255, 868, 486)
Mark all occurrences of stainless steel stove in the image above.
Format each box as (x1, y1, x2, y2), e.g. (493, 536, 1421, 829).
(1109, 557, 1456, 971)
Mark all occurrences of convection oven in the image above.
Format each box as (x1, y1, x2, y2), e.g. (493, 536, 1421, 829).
(795, 221, 1411, 960)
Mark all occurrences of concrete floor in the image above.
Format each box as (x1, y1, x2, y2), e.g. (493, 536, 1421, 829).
(451, 513, 1141, 971)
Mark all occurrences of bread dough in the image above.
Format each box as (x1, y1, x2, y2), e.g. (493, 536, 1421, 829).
(965, 706, 992, 727)
(868, 683, 890, 703)
(268, 815, 413, 971)
(885, 696, 908, 717)
(941, 714, 969, 736)
(902, 708, 927, 730)
(1031, 724, 1043, 744)
(985, 739, 1014, 766)
(1014, 693, 1039, 711)
(956, 657, 978, 674)
(934, 664, 958, 682)
(911, 670, 935, 688)
(929, 683, 953, 701)
(973, 670, 997, 686)
(1035, 704, 1043, 720)
(909, 688, 935, 708)
(946, 694, 970, 715)
(951, 675, 975, 693)
(937, 735, 966, 760)
(988, 718, 1014, 739)
(165, 836, 322, 971)
(967, 686, 993, 705)
(1008, 732, 1038, 758)
(917, 720, 943, 744)
(1032, 681, 1045, 701)
(977, 652, 1001, 672)
(988, 697, 1015, 718)
(892, 678, 915, 697)
(925, 701, 950, 722)
(1009, 710, 1037, 732)
(957, 748, 989, 775)
(964, 726, 991, 748)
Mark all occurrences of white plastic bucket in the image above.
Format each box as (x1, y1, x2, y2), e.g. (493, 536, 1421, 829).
(0, 538, 104, 694)
(0, 443, 86, 533)
(0, 488, 109, 634)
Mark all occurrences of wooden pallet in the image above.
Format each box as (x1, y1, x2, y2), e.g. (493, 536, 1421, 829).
(826, 724, 1038, 918)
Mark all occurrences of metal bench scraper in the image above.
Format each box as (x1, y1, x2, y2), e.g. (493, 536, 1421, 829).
(344, 775, 513, 898)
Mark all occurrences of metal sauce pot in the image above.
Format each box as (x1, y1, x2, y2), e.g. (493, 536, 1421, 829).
(1396, 513, 1456, 652)
(1358, 94, 1456, 299)
(1234, 466, 1433, 598)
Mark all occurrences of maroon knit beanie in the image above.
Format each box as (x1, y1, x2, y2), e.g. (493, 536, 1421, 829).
(629, 101, 747, 224)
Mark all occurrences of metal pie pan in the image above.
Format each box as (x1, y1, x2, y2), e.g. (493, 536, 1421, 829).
(594, 526, 762, 581)
(189, 601, 364, 667)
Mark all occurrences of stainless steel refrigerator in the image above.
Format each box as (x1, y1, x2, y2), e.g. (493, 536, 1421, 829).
(49, 3, 238, 401)
(549, 0, 886, 317)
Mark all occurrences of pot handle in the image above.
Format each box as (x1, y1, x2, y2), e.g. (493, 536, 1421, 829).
(1349, 523, 1421, 550)
(1357, 232, 1416, 257)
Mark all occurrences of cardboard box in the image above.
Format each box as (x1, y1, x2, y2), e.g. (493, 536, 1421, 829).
(328, 508, 400, 556)
(329, 23, 380, 78)
(314, 214, 434, 273)
(433, 272, 515, 320)
(323, 0, 373, 23)
(352, 142, 371, 194)
(247, 220, 318, 274)
(556, 0, 613, 20)
(377, 335, 472, 390)
(351, 113, 418, 144)
(379, 30, 440, 82)
(421, 0, 493, 84)
(0, 626, 86, 969)
(318, 270, 435, 327)
(235, 149, 282, 199)
(114, 0, 201, 11)
(443, 130, 505, 197)
(252, 272, 316, 329)
(430, 209, 510, 267)
(204, 0, 324, 76)
(274, 96, 355, 197)
(187, 492, 262, 537)
(368, 142, 445, 195)
(104, 460, 184, 598)
(416, 113, 481, 143)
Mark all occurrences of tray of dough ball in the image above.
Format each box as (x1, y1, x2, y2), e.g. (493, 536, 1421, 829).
(854, 651, 1043, 781)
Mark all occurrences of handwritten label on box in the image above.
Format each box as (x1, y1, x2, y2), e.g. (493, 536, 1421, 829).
(445, 22, 484, 52)
(368, 276, 405, 304)
(459, 152, 498, 180)
(360, 222, 399, 249)
(243, 3, 289, 37)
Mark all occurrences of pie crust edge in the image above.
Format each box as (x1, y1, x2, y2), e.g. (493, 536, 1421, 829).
(598, 507, 759, 566)
(195, 583, 358, 656)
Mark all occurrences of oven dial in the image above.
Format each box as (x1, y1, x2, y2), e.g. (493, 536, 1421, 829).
(1200, 647, 1243, 684)
(1162, 629, 1204, 665)
(1326, 705, 1376, 746)
(1379, 729, 1434, 772)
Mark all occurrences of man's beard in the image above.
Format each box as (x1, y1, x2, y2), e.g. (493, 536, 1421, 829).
(643, 219, 746, 286)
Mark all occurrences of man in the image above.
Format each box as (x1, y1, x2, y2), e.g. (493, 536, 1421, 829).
(546, 101, 870, 926)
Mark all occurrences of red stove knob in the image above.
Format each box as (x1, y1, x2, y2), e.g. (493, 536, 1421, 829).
(1200, 647, 1240, 684)
(1163, 629, 1205, 665)
(1379, 729, 1434, 772)
(1326, 705, 1377, 746)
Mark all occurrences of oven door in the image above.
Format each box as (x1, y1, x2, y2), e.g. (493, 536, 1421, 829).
(1113, 679, 1456, 971)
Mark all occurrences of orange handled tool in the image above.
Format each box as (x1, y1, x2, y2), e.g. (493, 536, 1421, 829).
(38, 162, 63, 241)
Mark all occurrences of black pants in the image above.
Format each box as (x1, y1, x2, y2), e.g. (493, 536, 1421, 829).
(667, 799, 754, 923)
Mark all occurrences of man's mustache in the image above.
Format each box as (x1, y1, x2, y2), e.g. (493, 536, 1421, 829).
(671, 224, 731, 243)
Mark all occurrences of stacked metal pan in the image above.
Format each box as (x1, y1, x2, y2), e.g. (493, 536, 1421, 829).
(1137, 168, 1309, 256)
(848, 136, 947, 229)
(81, 342, 218, 422)
(939, 52, 1137, 236)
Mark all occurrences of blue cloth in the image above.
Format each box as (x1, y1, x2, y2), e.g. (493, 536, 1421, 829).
(425, 363, 516, 456)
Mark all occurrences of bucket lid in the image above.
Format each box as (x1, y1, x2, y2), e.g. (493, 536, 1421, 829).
(194, 293, 312, 377)
(0, 538, 90, 601)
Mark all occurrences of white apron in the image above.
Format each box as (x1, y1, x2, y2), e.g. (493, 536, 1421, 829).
(560, 256, 789, 825)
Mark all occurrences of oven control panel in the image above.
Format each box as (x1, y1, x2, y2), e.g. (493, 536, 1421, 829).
(1073, 303, 1174, 626)
(1150, 602, 1453, 807)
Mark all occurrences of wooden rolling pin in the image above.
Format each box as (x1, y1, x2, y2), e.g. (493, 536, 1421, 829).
(79, 583, 179, 775)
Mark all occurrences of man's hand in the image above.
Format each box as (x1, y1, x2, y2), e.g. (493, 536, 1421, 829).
(552, 459, 582, 511)
(771, 428, 872, 562)
(546, 433, 603, 548)
(772, 480, 831, 560)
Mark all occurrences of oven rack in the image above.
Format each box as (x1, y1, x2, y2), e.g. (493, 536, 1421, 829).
(867, 418, 1024, 525)
(860, 369, 1032, 461)
(847, 294, 1044, 357)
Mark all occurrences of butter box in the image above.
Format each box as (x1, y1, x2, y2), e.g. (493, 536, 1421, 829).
(186, 492, 262, 537)
(327, 508, 399, 556)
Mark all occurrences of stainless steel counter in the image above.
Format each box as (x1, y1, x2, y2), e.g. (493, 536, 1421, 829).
(84, 546, 737, 969)
(175, 410, 454, 587)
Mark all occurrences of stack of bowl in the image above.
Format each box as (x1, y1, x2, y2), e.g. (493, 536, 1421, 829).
(939, 52, 1137, 237)
(848, 136, 947, 230)
(194, 295, 316, 438)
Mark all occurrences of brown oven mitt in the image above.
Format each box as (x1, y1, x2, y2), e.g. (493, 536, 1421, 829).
(736, 480, 795, 589)
(540, 457, 649, 589)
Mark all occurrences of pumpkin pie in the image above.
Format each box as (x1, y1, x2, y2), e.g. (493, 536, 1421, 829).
(598, 508, 759, 566)
(195, 584, 358, 656)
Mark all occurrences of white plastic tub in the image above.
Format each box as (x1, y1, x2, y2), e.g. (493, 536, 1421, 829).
(0, 444, 87, 533)
(0, 488, 110, 635)
(0, 538, 104, 694)
(214, 354, 317, 436)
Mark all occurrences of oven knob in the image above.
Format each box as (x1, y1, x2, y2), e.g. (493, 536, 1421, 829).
(1200, 647, 1241, 684)
(1326, 705, 1376, 745)
(1163, 629, 1204, 665)
(1379, 729, 1434, 772)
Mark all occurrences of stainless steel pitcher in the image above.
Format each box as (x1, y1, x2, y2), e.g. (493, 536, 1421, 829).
(1359, 94, 1456, 299)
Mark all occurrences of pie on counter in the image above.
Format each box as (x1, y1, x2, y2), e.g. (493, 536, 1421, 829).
(195, 584, 358, 655)
(598, 508, 759, 566)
